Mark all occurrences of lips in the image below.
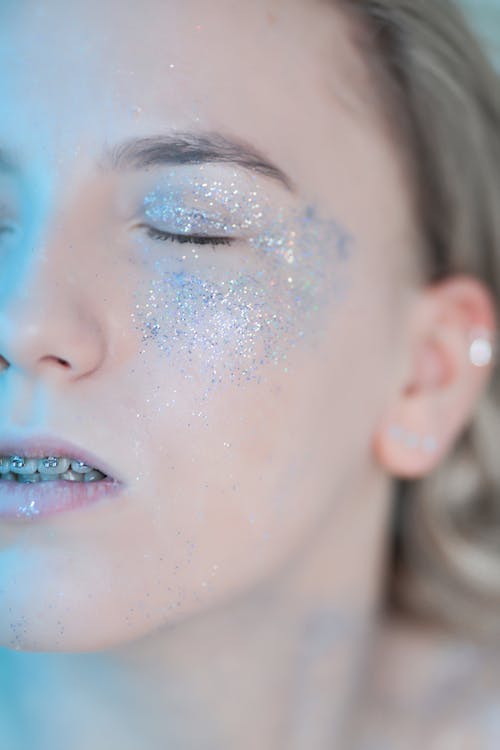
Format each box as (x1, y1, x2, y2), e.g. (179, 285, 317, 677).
(0, 432, 124, 484)
(0, 431, 127, 522)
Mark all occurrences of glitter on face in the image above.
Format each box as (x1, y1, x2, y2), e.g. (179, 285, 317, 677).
(131, 169, 355, 395)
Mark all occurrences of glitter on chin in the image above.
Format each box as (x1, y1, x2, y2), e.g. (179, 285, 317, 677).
(131, 186, 355, 399)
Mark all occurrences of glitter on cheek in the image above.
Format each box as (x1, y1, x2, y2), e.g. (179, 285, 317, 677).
(135, 268, 270, 385)
(130, 179, 355, 394)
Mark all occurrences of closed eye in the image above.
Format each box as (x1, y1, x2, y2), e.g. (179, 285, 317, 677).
(139, 224, 235, 247)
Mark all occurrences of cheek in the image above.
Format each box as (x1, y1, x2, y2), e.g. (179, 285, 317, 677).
(55, 204, 358, 648)
(0, 352, 352, 654)
(121, 374, 341, 631)
(133, 266, 294, 388)
(145, 317, 354, 563)
(130, 205, 355, 395)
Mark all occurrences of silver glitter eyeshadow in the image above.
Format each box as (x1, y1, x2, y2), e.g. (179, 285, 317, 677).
(143, 177, 266, 236)
(131, 174, 355, 396)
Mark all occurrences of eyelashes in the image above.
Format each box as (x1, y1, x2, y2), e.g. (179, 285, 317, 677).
(141, 224, 235, 248)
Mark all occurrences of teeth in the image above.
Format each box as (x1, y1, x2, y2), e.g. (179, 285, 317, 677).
(39, 473, 62, 482)
(16, 473, 41, 484)
(60, 470, 84, 482)
(10, 456, 39, 474)
(37, 457, 71, 475)
(0, 457, 11, 474)
(70, 460, 94, 474)
(83, 469, 106, 482)
(0, 455, 108, 482)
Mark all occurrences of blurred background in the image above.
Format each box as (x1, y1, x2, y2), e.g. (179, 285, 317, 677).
(0, 0, 498, 746)
(460, 0, 500, 68)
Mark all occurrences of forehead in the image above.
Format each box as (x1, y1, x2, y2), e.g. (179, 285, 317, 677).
(0, 0, 380, 192)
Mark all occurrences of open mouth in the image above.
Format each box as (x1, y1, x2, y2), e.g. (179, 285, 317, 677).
(0, 434, 125, 521)
(0, 455, 108, 483)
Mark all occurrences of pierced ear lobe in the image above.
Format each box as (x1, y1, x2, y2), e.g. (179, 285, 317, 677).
(373, 418, 442, 480)
(374, 276, 498, 479)
(373, 326, 496, 480)
(387, 424, 439, 455)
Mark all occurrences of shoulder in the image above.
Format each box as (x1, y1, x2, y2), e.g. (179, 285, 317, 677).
(354, 611, 500, 749)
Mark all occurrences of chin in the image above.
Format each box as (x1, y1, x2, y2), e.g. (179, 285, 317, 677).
(0, 560, 225, 653)
(0, 552, 162, 653)
(0, 596, 168, 653)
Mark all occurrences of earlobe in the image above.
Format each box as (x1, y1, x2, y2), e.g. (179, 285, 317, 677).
(373, 419, 442, 480)
(373, 275, 498, 480)
(387, 424, 439, 455)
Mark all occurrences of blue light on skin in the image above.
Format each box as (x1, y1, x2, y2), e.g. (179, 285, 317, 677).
(0, 157, 354, 405)
(0, 161, 55, 298)
(130, 167, 355, 397)
(0, 164, 64, 438)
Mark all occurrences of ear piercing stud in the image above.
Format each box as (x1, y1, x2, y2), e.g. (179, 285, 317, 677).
(387, 330, 495, 457)
(469, 328, 496, 368)
(388, 424, 439, 455)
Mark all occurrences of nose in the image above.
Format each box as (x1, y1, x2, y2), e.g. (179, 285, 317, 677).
(0, 235, 107, 384)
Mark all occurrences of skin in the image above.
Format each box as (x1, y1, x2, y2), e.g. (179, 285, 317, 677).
(0, 0, 496, 747)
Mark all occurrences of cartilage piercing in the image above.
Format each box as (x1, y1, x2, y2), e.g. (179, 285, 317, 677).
(469, 328, 496, 368)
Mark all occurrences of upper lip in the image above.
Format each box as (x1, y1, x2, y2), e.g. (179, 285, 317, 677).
(0, 433, 123, 483)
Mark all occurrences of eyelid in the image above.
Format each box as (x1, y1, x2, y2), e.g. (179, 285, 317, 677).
(143, 203, 234, 235)
(134, 222, 237, 247)
(141, 182, 271, 236)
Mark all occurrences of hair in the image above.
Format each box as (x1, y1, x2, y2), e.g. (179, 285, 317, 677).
(334, 0, 500, 640)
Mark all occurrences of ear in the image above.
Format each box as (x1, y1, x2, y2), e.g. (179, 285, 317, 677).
(373, 275, 498, 479)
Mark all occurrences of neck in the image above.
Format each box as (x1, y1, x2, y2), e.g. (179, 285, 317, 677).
(5, 468, 393, 750)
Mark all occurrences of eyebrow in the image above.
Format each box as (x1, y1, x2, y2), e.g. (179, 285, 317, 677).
(102, 132, 295, 192)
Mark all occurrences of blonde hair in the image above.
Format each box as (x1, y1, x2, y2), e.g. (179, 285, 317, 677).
(337, 0, 500, 639)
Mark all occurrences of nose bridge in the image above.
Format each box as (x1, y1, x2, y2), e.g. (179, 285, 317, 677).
(2, 227, 73, 331)
(0, 195, 108, 381)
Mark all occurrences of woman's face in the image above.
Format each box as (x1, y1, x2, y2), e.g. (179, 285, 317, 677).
(0, 0, 418, 651)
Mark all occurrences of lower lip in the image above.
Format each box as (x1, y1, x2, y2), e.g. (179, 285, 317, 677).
(0, 477, 124, 521)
